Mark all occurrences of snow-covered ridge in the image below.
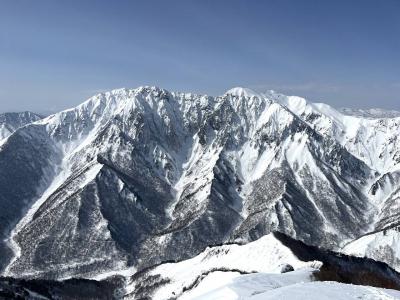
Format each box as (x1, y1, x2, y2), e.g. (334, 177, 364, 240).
(225, 87, 400, 175)
(266, 90, 400, 174)
(29, 85, 400, 177)
(1, 85, 400, 280)
(225, 87, 263, 98)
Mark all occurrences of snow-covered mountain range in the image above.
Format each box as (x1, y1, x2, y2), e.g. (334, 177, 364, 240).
(0, 111, 43, 141)
(0, 86, 400, 297)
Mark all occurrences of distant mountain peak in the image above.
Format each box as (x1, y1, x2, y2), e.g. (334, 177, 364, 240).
(0, 111, 43, 140)
(339, 107, 400, 119)
(225, 87, 261, 98)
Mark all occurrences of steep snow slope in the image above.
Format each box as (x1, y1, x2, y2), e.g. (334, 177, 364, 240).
(0, 86, 394, 280)
(262, 90, 400, 269)
(0, 112, 42, 140)
(270, 91, 400, 174)
(271, 92, 400, 226)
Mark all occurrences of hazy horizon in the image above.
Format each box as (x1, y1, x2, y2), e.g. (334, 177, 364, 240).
(1, 0, 399, 112)
(2, 85, 400, 116)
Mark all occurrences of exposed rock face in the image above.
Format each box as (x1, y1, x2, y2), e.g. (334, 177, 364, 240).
(0, 86, 399, 279)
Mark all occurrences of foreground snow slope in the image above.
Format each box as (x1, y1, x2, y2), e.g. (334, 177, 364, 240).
(125, 234, 320, 299)
(123, 233, 317, 299)
(122, 232, 400, 299)
(181, 269, 400, 300)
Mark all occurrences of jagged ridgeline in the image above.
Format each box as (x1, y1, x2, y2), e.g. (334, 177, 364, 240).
(0, 86, 399, 281)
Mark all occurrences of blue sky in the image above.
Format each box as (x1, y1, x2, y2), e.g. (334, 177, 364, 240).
(1, 0, 399, 112)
